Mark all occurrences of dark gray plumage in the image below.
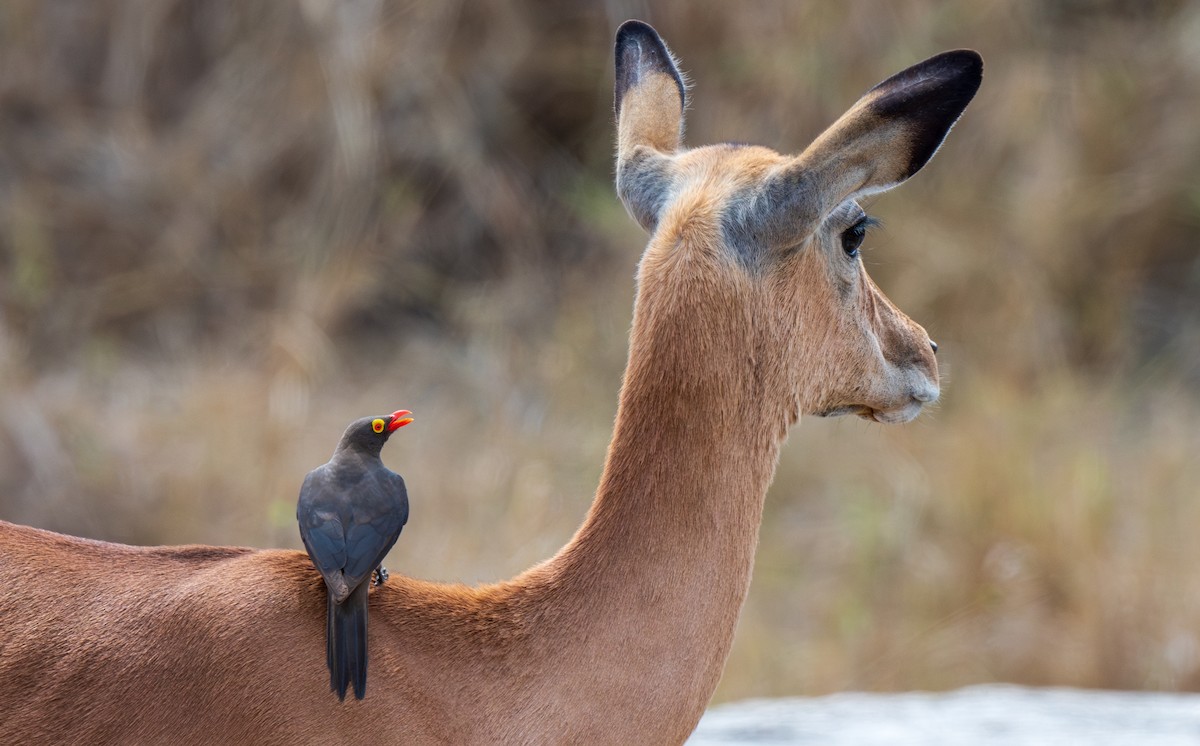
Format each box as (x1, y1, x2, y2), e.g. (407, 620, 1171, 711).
(297, 410, 412, 701)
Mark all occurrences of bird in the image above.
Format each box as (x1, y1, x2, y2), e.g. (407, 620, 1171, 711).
(296, 409, 413, 701)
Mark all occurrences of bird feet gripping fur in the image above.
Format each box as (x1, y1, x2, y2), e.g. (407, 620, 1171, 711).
(372, 566, 389, 587)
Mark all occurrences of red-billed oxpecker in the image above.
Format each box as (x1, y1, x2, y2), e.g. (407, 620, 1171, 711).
(296, 410, 413, 701)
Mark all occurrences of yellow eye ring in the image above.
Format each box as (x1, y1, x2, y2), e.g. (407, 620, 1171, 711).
(371, 419, 386, 433)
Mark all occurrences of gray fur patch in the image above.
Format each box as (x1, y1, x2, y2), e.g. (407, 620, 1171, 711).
(720, 168, 821, 269)
(617, 150, 672, 232)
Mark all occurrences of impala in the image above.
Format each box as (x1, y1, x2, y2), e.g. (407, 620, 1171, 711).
(0, 21, 981, 744)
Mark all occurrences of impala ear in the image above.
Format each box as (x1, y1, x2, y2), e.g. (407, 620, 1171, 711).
(770, 50, 983, 222)
(801, 48, 979, 207)
(614, 20, 686, 232)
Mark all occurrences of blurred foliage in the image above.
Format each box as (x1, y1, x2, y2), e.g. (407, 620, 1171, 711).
(2, 0, 1200, 700)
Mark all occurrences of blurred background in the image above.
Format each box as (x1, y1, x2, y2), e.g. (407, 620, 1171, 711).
(2, 0, 1199, 702)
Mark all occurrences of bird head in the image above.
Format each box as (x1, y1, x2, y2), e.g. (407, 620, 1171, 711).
(373, 410, 415, 435)
(339, 409, 414, 455)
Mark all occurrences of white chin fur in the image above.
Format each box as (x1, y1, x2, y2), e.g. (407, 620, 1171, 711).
(870, 401, 924, 424)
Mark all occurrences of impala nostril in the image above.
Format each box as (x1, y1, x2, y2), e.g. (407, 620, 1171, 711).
(913, 382, 940, 403)
(929, 340, 939, 354)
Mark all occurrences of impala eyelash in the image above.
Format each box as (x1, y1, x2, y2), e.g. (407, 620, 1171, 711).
(855, 215, 883, 232)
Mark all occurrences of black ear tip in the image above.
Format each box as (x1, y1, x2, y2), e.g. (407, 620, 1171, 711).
(615, 19, 662, 48)
(936, 49, 983, 69)
(613, 20, 686, 115)
(870, 48, 985, 121)
(930, 49, 984, 91)
(871, 49, 984, 101)
(614, 19, 674, 72)
(860, 49, 985, 181)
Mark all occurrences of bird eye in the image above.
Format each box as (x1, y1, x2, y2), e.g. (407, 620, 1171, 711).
(841, 219, 868, 258)
(372, 419, 385, 434)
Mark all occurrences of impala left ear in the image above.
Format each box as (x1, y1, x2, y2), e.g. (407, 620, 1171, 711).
(614, 20, 687, 233)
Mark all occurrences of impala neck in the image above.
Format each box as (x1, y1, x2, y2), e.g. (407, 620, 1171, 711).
(537, 245, 786, 715)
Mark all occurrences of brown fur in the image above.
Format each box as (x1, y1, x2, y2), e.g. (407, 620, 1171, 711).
(0, 24, 979, 745)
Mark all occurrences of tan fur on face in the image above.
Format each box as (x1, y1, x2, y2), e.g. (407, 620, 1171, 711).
(0, 24, 977, 745)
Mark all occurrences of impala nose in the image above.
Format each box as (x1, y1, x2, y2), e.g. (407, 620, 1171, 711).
(930, 340, 939, 354)
(911, 374, 940, 403)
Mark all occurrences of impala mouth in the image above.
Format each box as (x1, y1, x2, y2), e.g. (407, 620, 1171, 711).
(816, 400, 926, 424)
(816, 405, 873, 419)
(869, 402, 924, 424)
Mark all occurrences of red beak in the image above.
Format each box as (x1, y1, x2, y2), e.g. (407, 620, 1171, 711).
(387, 410, 414, 432)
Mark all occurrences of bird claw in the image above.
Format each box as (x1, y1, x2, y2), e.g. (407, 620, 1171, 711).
(371, 566, 389, 587)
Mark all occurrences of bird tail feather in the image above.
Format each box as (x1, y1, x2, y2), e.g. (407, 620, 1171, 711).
(327, 581, 370, 701)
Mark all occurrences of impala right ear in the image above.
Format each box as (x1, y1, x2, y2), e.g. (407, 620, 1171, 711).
(776, 50, 983, 219)
(717, 51, 981, 250)
(614, 20, 686, 232)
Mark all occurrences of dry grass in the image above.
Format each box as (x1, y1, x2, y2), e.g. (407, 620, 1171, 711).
(2, 0, 1200, 701)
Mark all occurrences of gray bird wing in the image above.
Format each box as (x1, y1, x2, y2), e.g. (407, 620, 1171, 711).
(297, 469, 350, 589)
(341, 468, 408, 585)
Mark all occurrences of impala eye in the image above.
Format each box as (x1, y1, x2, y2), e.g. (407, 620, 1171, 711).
(841, 218, 869, 258)
(372, 419, 386, 434)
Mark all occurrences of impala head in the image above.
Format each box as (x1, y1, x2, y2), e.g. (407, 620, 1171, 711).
(614, 21, 981, 426)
